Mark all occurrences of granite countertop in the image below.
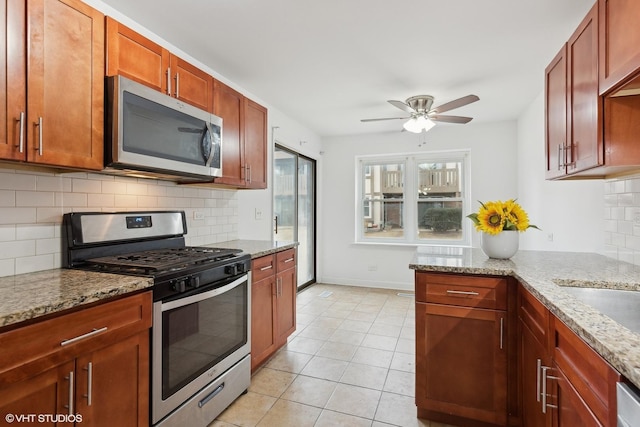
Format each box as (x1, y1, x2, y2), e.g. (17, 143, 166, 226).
(0, 240, 295, 331)
(212, 239, 298, 259)
(0, 269, 153, 329)
(410, 247, 640, 389)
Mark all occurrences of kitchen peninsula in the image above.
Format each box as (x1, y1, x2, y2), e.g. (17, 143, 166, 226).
(411, 248, 640, 426)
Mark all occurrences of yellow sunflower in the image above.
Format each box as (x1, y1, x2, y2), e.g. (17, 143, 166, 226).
(476, 201, 505, 235)
(505, 200, 530, 231)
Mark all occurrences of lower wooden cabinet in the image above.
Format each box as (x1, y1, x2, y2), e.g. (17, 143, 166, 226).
(518, 284, 621, 427)
(415, 272, 514, 427)
(0, 292, 151, 427)
(251, 248, 296, 371)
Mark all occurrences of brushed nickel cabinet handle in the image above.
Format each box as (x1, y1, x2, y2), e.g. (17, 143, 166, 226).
(284, 257, 294, 263)
(175, 72, 179, 98)
(166, 67, 171, 95)
(499, 317, 504, 350)
(540, 366, 560, 413)
(557, 144, 563, 170)
(260, 265, 273, 271)
(35, 117, 43, 156)
(65, 371, 74, 415)
(61, 327, 108, 347)
(83, 362, 93, 406)
(446, 290, 479, 296)
(17, 112, 25, 153)
(536, 359, 542, 402)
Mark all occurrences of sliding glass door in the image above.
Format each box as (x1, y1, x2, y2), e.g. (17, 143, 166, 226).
(274, 145, 316, 289)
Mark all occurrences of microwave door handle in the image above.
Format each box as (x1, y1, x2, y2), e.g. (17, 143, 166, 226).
(203, 122, 216, 167)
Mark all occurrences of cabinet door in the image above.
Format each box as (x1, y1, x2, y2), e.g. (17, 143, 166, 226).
(276, 267, 296, 346)
(170, 55, 212, 112)
(520, 320, 552, 427)
(243, 98, 268, 189)
(251, 276, 277, 371)
(416, 302, 507, 425)
(567, 3, 602, 174)
(545, 45, 568, 179)
(552, 364, 602, 427)
(213, 80, 245, 187)
(26, 0, 103, 169)
(0, 360, 76, 426)
(76, 331, 149, 427)
(599, 0, 640, 94)
(0, 0, 26, 162)
(105, 17, 169, 93)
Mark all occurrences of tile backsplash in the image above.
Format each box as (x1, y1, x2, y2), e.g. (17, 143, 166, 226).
(0, 165, 238, 277)
(604, 175, 640, 265)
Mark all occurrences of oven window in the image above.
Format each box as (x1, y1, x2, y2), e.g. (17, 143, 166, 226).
(161, 280, 247, 399)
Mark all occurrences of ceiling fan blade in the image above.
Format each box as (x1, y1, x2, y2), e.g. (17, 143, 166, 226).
(430, 95, 479, 114)
(360, 116, 409, 122)
(388, 100, 415, 114)
(430, 115, 473, 124)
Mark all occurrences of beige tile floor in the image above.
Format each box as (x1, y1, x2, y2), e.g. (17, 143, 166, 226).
(210, 283, 455, 427)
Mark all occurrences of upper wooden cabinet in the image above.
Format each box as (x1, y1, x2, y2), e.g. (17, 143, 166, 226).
(545, 4, 602, 179)
(213, 80, 268, 189)
(598, 0, 640, 95)
(1, 0, 104, 170)
(106, 17, 212, 112)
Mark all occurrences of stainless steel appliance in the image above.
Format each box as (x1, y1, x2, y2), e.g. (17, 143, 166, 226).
(63, 211, 251, 427)
(618, 382, 640, 427)
(104, 76, 223, 182)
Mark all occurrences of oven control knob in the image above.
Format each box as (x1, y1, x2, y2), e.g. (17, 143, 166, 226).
(225, 264, 239, 275)
(172, 279, 187, 293)
(190, 276, 200, 288)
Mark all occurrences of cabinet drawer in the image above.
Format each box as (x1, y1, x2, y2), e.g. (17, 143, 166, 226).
(252, 255, 275, 282)
(276, 249, 296, 272)
(0, 292, 152, 381)
(552, 316, 620, 427)
(415, 272, 507, 310)
(518, 284, 550, 348)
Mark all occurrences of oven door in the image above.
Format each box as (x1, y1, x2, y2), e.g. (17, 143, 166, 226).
(152, 274, 250, 425)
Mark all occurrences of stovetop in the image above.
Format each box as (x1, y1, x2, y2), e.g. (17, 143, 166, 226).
(86, 247, 242, 276)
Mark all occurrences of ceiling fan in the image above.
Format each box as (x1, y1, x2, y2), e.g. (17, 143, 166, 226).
(361, 94, 479, 133)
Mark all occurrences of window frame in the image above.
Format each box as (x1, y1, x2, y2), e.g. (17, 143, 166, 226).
(355, 150, 471, 246)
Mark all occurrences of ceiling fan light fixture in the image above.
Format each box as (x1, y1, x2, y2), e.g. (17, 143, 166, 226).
(403, 116, 436, 133)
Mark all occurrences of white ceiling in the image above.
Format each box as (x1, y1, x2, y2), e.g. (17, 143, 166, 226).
(100, 0, 594, 137)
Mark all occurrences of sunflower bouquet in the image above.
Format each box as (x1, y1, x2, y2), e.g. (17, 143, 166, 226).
(467, 199, 539, 235)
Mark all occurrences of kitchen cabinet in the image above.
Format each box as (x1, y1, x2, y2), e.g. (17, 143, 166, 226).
(250, 248, 296, 371)
(545, 3, 602, 179)
(598, 0, 640, 95)
(0, 292, 151, 427)
(213, 80, 268, 189)
(415, 272, 515, 426)
(518, 284, 620, 427)
(0, 0, 104, 170)
(106, 17, 213, 112)
(518, 283, 553, 426)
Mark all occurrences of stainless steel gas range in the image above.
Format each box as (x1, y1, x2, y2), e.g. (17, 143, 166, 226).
(63, 211, 251, 427)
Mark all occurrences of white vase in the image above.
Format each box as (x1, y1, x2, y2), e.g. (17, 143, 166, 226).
(481, 230, 519, 259)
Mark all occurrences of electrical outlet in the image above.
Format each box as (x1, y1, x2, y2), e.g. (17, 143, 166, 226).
(547, 233, 554, 242)
(368, 265, 378, 271)
(193, 211, 205, 220)
(255, 208, 263, 220)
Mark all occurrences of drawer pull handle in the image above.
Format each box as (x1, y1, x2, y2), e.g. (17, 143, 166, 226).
(499, 317, 504, 350)
(65, 371, 74, 415)
(199, 383, 224, 408)
(84, 362, 93, 406)
(61, 327, 108, 347)
(284, 257, 294, 263)
(260, 265, 273, 271)
(446, 290, 479, 296)
(536, 359, 542, 402)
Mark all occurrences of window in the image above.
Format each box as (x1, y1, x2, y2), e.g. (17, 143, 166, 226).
(356, 151, 471, 246)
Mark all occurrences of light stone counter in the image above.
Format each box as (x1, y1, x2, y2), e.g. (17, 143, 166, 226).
(410, 247, 640, 389)
(0, 269, 153, 329)
(211, 239, 298, 259)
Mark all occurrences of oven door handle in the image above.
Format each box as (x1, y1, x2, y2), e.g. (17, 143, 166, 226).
(161, 274, 247, 312)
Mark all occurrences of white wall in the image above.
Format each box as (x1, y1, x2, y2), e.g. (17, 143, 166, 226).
(516, 92, 604, 252)
(320, 122, 518, 290)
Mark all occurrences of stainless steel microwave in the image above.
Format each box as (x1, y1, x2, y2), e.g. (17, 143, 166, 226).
(104, 76, 223, 182)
